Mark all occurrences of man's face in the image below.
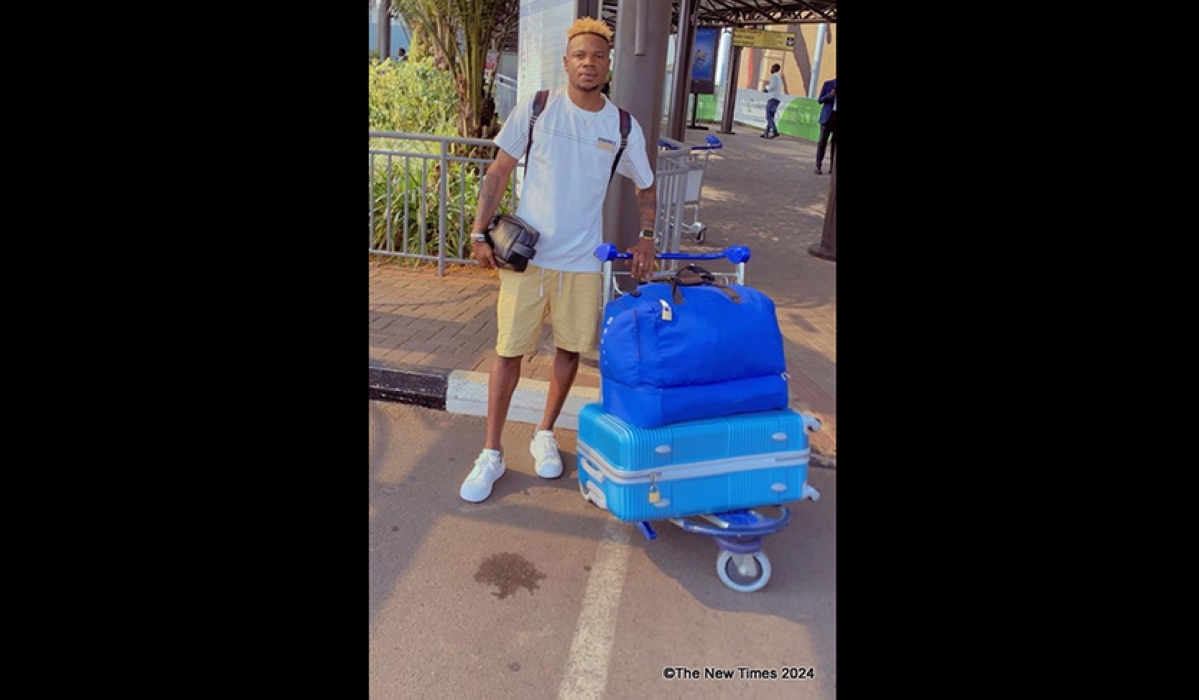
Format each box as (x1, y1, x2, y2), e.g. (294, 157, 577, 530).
(563, 33, 610, 93)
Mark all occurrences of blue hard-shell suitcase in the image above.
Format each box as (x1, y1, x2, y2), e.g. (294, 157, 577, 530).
(576, 402, 822, 522)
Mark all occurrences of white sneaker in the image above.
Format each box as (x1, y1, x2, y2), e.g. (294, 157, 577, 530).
(530, 431, 562, 479)
(460, 449, 506, 503)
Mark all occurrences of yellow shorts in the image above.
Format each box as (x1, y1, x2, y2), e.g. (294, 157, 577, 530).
(495, 264, 602, 357)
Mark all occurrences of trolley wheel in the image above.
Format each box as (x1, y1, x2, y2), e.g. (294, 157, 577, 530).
(716, 551, 772, 593)
(693, 224, 707, 243)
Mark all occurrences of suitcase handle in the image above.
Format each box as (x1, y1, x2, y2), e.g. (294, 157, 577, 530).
(593, 243, 751, 263)
(578, 456, 605, 484)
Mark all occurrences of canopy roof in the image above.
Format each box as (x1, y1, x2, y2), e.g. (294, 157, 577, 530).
(497, 1, 836, 51)
(603, 1, 837, 30)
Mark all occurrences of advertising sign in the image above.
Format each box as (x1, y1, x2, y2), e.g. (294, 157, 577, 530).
(690, 26, 718, 95)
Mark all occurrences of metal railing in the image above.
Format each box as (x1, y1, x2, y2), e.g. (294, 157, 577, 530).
(368, 130, 721, 275)
(368, 131, 518, 276)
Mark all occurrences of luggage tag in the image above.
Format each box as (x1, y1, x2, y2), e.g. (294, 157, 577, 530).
(658, 299, 672, 321)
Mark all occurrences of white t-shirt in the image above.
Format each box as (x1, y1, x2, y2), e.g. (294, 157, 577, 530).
(765, 73, 782, 99)
(494, 88, 655, 273)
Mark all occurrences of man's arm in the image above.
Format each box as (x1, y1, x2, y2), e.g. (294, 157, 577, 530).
(470, 149, 520, 269)
(635, 183, 657, 231)
(627, 183, 657, 279)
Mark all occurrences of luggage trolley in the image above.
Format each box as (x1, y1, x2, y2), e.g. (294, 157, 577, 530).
(655, 135, 722, 250)
(588, 243, 823, 593)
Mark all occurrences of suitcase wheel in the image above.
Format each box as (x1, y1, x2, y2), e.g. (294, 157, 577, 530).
(716, 551, 772, 593)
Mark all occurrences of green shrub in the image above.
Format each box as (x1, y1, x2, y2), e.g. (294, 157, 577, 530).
(369, 56, 513, 265)
(369, 159, 513, 261)
(369, 57, 457, 136)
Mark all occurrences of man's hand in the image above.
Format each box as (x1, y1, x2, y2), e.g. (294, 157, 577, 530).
(474, 240, 498, 270)
(626, 237, 656, 280)
(468, 150, 518, 269)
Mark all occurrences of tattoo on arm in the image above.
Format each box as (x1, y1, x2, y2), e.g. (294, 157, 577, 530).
(473, 171, 507, 232)
(635, 184, 657, 231)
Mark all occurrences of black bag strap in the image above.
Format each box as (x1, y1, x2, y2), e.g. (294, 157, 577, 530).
(608, 107, 630, 186)
(526, 92, 629, 188)
(524, 89, 549, 178)
(668, 264, 742, 305)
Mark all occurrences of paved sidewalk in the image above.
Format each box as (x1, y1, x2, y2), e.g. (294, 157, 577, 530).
(369, 126, 837, 459)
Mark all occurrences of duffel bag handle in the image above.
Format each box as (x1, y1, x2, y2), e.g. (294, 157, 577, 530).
(669, 264, 741, 305)
(673, 264, 716, 285)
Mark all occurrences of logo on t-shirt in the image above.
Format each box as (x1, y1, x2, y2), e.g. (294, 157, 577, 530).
(596, 136, 617, 152)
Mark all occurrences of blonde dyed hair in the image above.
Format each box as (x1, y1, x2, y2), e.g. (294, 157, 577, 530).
(567, 17, 613, 44)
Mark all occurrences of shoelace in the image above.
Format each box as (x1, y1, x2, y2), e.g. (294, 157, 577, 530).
(469, 454, 501, 480)
(536, 435, 560, 461)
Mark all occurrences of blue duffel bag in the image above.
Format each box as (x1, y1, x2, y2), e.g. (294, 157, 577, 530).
(599, 265, 789, 427)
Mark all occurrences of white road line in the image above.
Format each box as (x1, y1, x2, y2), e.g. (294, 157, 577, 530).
(557, 520, 632, 700)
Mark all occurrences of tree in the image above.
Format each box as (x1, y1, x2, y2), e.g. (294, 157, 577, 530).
(376, 0, 391, 61)
(393, 0, 519, 143)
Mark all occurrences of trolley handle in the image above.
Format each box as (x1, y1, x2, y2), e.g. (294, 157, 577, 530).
(692, 135, 723, 151)
(593, 243, 750, 263)
(658, 135, 723, 151)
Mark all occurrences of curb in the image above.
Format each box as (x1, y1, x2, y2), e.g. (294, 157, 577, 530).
(370, 363, 835, 467)
(369, 363, 598, 431)
(368, 365, 449, 409)
(445, 370, 599, 432)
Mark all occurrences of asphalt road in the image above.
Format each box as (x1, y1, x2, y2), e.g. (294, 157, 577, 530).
(369, 400, 836, 699)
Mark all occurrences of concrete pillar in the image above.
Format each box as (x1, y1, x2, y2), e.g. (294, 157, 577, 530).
(377, 0, 391, 60)
(603, 0, 671, 286)
(576, 0, 602, 19)
(745, 47, 760, 91)
(665, 0, 696, 142)
(809, 158, 837, 261)
(719, 44, 741, 134)
(809, 23, 828, 98)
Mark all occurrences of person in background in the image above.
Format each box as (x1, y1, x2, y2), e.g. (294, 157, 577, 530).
(815, 77, 836, 174)
(397, 48, 408, 61)
(761, 63, 783, 139)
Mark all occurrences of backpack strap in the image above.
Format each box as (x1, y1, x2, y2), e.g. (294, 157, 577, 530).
(526, 93, 628, 186)
(524, 89, 549, 178)
(608, 107, 631, 186)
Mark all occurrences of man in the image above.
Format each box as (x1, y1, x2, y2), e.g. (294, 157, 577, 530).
(815, 77, 836, 174)
(761, 63, 783, 139)
(460, 17, 658, 503)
